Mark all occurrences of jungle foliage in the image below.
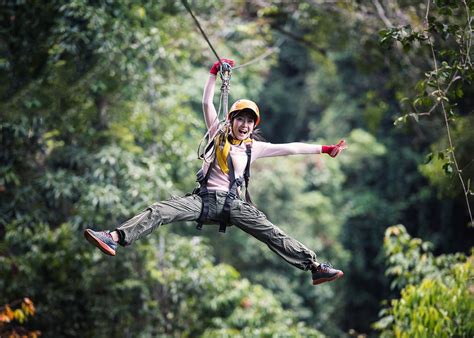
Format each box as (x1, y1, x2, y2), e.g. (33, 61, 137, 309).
(1, 0, 472, 337)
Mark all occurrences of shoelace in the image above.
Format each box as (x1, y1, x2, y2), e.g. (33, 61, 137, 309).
(319, 262, 334, 272)
(101, 231, 114, 242)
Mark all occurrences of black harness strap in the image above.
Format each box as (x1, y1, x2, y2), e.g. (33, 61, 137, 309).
(195, 159, 215, 230)
(243, 142, 252, 204)
(219, 156, 240, 233)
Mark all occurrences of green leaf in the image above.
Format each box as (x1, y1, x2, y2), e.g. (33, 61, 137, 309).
(424, 152, 433, 164)
(415, 80, 427, 92)
(442, 162, 453, 175)
(438, 7, 453, 16)
(422, 96, 433, 108)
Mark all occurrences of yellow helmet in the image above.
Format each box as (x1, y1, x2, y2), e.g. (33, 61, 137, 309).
(228, 99, 260, 126)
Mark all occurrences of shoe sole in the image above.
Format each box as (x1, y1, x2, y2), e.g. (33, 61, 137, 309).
(84, 229, 116, 256)
(312, 271, 344, 285)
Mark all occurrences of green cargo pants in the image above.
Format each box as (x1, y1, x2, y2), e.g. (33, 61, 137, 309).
(116, 191, 318, 271)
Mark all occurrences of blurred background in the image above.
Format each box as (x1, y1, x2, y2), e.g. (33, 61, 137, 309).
(1, 1, 473, 337)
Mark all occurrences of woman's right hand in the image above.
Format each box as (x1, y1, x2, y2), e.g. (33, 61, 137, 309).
(210, 58, 235, 75)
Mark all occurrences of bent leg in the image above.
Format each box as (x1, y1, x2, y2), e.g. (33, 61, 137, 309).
(116, 194, 202, 245)
(230, 200, 317, 271)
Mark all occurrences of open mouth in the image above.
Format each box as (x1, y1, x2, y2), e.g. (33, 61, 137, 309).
(237, 129, 248, 137)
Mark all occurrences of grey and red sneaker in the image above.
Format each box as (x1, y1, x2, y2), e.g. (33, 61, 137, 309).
(311, 263, 344, 285)
(84, 229, 117, 256)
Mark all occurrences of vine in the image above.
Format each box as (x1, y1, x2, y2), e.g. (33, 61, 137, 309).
(381, 0, 474, 224)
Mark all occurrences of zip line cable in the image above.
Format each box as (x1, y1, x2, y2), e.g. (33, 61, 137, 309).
(182, 0, 284, 71)
(233, 38, 286, 70)
(181, 0, 223, 66)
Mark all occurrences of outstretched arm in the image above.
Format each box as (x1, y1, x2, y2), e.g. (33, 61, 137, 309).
(255, 140, 347, 158)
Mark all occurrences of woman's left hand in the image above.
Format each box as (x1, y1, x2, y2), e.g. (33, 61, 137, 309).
(322, 139, 347, 158)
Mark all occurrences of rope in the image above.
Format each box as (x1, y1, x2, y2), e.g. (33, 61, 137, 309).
(181, 0, 223, 67)
(233, 38, 286, 70)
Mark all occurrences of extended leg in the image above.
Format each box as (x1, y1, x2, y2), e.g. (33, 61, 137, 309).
(116, 194, 202, 245)
(229, 199, 317, 271)
(84, 194, 202, 254)
(229, 199, 343, 285)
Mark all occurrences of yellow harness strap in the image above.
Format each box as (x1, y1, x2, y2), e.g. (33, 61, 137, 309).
(215, 129, 251, 174)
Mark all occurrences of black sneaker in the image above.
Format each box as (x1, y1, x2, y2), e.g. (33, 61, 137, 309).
(311, 263, 344, 285)
(84, 229, 117, 256)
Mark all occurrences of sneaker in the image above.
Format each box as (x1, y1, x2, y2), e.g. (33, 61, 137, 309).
(311, 263, 344, 285)
(84, 229, 117, 256)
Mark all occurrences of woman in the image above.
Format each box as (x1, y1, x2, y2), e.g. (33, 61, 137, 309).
(84, 59, 347, 286)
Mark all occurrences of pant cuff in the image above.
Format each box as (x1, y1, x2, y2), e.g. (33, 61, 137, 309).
(115, 229, 128, 246)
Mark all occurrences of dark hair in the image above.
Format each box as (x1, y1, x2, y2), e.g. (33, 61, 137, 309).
(250, 128, 265, 141)
(230, 108, 257, 122)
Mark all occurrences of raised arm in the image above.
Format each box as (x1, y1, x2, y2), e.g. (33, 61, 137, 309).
(202, 74, 219, 133)
(202, 59, 235, 137)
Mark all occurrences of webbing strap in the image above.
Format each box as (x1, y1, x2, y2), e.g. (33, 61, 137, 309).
(219, 178, 242, 233)
(195, 159, 215, 230)
(195, 185, 208, 230)
(220, 156, 241, 233)
(243, 142, 252, 203)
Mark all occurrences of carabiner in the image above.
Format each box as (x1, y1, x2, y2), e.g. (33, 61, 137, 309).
(220, 61, 232, 73)
(219, 61, 232, 81)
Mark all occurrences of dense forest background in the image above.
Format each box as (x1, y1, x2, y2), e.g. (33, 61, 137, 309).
(1, 1, 473, 337)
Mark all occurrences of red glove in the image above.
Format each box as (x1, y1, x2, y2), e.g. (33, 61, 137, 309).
(322, 139, 347, 158)
(210, 58, 235, 75)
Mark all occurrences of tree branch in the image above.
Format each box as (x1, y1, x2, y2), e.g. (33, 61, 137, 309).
(271, 25, 327, 56)
(372, 0, 393, 28)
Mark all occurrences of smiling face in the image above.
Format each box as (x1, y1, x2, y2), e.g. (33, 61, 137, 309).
(231, 110, 256, 140)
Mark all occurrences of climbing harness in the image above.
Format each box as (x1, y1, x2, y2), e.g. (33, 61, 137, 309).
(195, 139, 253, 233)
